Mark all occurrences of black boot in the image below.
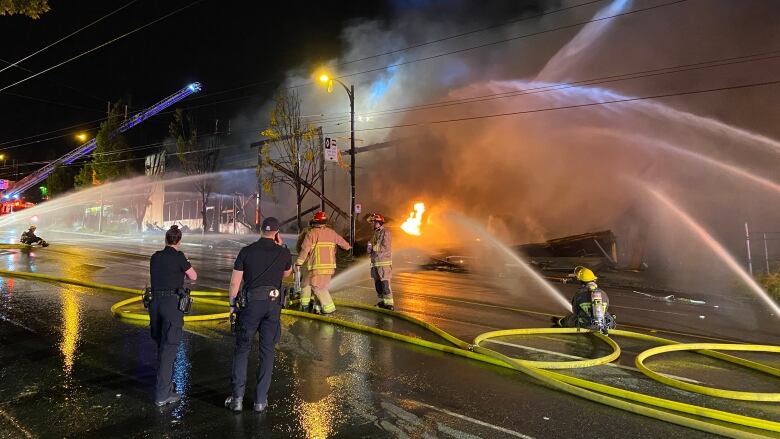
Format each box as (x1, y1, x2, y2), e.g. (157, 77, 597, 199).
(225, 396, 243, 412)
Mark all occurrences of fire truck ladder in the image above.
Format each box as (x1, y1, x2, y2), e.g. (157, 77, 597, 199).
(4, 82, 203, 199)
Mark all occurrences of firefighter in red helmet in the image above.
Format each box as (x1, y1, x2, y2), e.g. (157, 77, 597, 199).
(295, 211, 351, 314)
(366, 213, 394, 311)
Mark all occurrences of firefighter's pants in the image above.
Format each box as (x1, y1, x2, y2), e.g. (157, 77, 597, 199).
(301, 273, 336, 313)
(371, 267, 394, 306)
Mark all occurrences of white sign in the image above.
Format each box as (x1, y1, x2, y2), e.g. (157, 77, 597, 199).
(354, 203, 362, 214)
(323, 137, 338, 162)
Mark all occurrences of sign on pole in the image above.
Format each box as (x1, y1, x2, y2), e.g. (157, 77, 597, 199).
(323, 137, 338, 162)
(354, 203, 362, 214)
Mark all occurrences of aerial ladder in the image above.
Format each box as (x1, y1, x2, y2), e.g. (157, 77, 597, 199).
(3, 82, 202, 199)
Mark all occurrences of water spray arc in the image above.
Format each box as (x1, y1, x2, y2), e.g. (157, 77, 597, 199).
(647, 188, 780, 318)
(4, 83, 203, 199)
(448, 213, 572, 311)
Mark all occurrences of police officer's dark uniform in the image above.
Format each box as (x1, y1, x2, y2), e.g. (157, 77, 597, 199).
(148, 226, 192, 406)
(226, 217, 291, 412)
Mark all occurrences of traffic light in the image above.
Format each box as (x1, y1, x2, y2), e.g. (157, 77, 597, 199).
(39, 186, 48, 197)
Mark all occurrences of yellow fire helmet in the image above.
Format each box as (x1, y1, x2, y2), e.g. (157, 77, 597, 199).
(574, 266, 597, 282)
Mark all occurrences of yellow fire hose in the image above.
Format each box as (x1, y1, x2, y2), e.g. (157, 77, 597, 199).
(1, 268, 779, 438)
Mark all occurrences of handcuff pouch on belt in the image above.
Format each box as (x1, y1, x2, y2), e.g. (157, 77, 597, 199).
(236, 288, 248, 310)
(144, 287, 192, 314)
(177, 288, 192, 314)
(142, 286, 152, 309)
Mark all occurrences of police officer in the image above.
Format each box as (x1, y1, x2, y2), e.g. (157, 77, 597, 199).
(148, 225, 197, 406)
(225, 217, 292, 412)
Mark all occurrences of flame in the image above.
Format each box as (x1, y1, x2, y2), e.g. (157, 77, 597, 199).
(400, 202, 425, 236)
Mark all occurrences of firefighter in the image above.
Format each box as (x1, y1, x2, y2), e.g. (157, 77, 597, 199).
(559, 266, 610, 327)
(367, 213, 394, 311)
(20, 225, 47, 246)
(295, 211, 351, 314)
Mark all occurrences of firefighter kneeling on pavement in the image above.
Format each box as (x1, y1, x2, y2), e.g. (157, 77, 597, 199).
(295, 211, 351, 314)
(367, 213, 394, 311)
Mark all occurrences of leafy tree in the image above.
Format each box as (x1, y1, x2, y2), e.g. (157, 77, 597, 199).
(259, 88, 322, 231)
(0, 0, 50, 18)
(44, 165, 73, 197)
(75, 103, 132, 188)
(169, 109, 219, 233)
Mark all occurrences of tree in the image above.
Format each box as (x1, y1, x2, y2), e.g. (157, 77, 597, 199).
(45, 165, 73, 197)
(259, 88, 323, 231)
(169, 109, 219, 233)
(0, 0, 50, 18)
(75, 103, 132, 188)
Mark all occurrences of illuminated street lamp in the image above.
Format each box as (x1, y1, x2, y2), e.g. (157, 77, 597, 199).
(75, 133, 88, 142)
(318, 71, 356, 255)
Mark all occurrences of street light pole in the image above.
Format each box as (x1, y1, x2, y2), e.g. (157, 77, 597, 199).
(349, 84, 355, 256)
(318, 73, 357, 255)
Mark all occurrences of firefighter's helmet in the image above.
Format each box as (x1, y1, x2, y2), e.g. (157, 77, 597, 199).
(312, 211, 327, 223)
(366, 213, 385, 224)
(574, 266, 597, 282)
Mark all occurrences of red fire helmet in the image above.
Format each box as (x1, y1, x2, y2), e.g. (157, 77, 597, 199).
(313, 211, 327, 223)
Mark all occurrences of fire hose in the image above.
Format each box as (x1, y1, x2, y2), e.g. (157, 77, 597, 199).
(0, 268, 778, 438)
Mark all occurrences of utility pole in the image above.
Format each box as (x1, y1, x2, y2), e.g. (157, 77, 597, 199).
(764, 232, 770, 274)
(745, 222, 753, 276)
(319, 127, 326, 212)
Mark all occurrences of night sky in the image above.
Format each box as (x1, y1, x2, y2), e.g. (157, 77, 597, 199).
(0, 0, 399, 175)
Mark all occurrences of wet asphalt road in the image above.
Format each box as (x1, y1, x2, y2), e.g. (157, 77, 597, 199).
(1, 231, 779, 438)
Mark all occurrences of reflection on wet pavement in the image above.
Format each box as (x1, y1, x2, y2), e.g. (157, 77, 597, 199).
(0, 235, 776, 438)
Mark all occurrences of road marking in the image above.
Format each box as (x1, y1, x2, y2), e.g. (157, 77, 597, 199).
(483, 339, 702, 384)
(407, 400, 536, 439)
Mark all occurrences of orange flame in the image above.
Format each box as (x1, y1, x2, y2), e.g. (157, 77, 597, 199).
(401, 202, 425, 236)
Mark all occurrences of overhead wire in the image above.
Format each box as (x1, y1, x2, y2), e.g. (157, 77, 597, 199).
(0, 0, 139, 76)
(186, 0, 609, 102)
(0, 0, 206, 94)
(0, 0, 699, 149)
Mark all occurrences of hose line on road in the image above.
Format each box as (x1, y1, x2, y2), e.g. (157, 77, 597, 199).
(1, 269, 779, 438)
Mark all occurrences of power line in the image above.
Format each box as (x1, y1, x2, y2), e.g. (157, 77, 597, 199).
(333, 0, 689, 84)
(317, 77, 780, 136)
(0, 0, 205, 94)
(0, 57, 109, 106)
(308, 49, 780, 126)
(0, 117, 106, 149)
(188, 0, 607, 102)
(121, 0, 689, 118)
(4, 47, 778, 156)
(0, 0, 685, 148)
(8, 77, 780, 173)
(0, 0, 138, 76)
(0, 90, 106, 113)
(188, 0, 687, 104)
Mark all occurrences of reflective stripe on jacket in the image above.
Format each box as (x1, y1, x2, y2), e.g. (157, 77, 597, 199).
(370, 227, 392, 268)
(296, 225, 350, 274)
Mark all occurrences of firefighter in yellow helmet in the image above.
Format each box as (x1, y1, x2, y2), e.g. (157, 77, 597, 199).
(367, 213, 394, 311)
(558, 266, 613, 329)
(295, 211, 351, 314)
